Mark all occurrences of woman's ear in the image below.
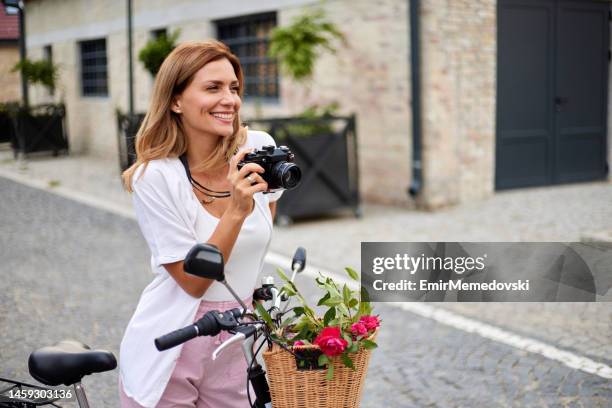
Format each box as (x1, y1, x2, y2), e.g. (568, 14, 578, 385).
(171, 97, 182, 114)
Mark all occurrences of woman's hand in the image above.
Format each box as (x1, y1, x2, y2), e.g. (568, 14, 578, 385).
(227, 148, 268, 218)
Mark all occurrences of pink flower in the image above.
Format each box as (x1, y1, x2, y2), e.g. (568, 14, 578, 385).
(293, 340, 304, 347)
(314, 327, 348, 357)
(359, 315, 380, 331)
(350, 322, 368, 337)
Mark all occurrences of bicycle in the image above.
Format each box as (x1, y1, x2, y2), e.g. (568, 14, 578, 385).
(155, 243, 307, 408)
(0, 244, 303, 408)
(0, 340, 117, 407)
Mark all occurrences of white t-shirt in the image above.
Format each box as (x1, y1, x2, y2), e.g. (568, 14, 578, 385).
(119, 130, 282, 407)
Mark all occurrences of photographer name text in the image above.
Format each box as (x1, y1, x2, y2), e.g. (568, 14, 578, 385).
(372, 279, 530, 292)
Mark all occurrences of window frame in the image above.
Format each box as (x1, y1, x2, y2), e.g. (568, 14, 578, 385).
(79, 38, 109, 98)
(215, 12, 279, 102)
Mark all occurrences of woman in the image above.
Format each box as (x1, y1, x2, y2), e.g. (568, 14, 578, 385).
(119, 40, 281, 407)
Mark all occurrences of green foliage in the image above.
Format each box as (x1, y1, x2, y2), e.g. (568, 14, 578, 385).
(276, 102, 339, 140)
(255, 266, 378, 380)
(138, 29, 180, 76)
(268, 9, 345, 82)
(12, 58, 58, 91)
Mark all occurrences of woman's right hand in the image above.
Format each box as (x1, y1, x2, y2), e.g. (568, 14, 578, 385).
(227, 148, 268, 217)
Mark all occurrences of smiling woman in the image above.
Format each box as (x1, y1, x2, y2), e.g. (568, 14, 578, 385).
(118, 41, 283, 408)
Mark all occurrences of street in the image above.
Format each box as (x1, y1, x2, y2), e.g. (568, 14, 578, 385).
(0, 177, 610, 407)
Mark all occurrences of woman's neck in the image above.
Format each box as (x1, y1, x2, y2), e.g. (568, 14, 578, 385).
(185, 129, 222, 171)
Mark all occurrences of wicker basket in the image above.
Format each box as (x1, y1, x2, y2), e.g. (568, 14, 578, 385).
(262, 333, 376, 408)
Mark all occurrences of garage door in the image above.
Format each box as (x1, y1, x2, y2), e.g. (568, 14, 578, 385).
(496, 0, 609, 189)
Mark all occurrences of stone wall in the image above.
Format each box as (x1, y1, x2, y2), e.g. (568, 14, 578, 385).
(419, 0, 497, 209)
(0, 45, 21, 103)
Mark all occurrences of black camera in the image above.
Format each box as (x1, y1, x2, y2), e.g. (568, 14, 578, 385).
(238, 145, 302, 191)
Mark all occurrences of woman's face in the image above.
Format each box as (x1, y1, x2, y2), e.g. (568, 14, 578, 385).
(174, 58, 241, 140)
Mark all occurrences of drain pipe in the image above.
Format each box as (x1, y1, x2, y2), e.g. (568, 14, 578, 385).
(408, 0, 422, 198)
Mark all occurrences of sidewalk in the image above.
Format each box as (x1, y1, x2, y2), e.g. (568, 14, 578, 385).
(1, 149, 612, 272)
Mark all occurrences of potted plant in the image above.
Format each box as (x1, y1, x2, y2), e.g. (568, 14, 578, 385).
(249, 9, 360, 222)
(259, 267, 379, 408)
(9, 58, 68, 157)
(138, 29, 180, 76)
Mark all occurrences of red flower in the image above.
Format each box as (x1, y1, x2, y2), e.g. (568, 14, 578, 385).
(359, 315, 380, 331)
(350, 322, 368, 337)
(314, 327, 348, 356)
(293, 340, 304, 347)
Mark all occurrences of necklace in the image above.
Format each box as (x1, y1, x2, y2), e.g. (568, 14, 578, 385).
(190, 176, 230, 204)
(180, 154, 231, 205)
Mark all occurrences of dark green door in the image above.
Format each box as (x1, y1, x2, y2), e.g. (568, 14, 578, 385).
(496, 0, 609, 189)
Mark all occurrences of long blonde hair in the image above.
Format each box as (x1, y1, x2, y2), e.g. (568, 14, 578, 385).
(122, 40, 247, 192)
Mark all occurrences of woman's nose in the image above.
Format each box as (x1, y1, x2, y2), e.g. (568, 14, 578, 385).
(220, 89, 235, 106)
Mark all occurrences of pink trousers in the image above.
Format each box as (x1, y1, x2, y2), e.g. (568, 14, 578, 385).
(119, 298, 254, 408)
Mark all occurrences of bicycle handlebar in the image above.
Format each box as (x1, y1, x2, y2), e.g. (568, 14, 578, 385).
(155, 308, 243, 351)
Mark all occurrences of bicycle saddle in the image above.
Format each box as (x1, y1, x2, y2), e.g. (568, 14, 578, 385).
(28, 340, 117, 386)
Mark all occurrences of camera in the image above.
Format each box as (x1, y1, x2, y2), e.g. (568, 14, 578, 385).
(238, 145, 302, 191)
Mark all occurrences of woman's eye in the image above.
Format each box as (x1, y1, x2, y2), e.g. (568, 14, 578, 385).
(231, 87, 239, 93)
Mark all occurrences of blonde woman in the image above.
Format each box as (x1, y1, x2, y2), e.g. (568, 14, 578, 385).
(119, 41, 281, 408)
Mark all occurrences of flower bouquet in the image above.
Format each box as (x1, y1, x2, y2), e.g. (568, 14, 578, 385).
(258, 267, 380, 408)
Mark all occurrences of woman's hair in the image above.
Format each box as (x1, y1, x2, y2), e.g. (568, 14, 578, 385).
(122, 40, 247, 192)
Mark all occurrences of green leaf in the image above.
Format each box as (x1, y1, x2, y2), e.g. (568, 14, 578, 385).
(318, 354, 329, 367)
(255, 303, 274, 328)
(341, 353, 355, 370)
(361, 339, 378, 350)
(317, 292, 331, 306)
(342, 284, 351, 305)
(337, 303, 350, 318)
(276, 267, 291, 283)
(345, 267, 359, 281)
(348, 298, 359, 309)
(281, 283, 296, 297)
(347, 342, 359, 353)
(293, 306, 305, 317)
(326, 363, 334, 380)
(323, 307, 336, 326)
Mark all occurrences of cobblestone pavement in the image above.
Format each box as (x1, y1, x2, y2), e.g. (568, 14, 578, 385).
(1, 152, 612, 407)
(1, 177, 611, 407)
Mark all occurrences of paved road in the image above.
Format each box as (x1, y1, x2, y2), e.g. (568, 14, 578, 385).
(1, 177, 610, 407)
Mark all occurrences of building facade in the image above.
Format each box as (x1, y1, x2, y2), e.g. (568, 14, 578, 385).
(0, 7, 20, 103)
(22, 0, 611, 208)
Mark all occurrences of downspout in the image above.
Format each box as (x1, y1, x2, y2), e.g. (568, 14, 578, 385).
(408, 0, 422, 198)
(127, 0, 134, 117)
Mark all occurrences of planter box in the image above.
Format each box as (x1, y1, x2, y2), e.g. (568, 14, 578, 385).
(0, 110, 15, 144)
(116, 112, 145, 171)
(248, 115, 360, 223)
(11, 104, 68, 158)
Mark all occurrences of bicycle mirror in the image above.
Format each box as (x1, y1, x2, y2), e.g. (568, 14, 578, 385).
(184, 243, 225, 281)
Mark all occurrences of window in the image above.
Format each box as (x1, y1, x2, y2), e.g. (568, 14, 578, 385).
(151, 28, 167, 40)
(44, 45, 54, 95)
(216, 12, 278, 100)
(79, 38, 108, 97)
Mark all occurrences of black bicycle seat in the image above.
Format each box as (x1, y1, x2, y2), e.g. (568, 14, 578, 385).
(28, 340, 117, 386)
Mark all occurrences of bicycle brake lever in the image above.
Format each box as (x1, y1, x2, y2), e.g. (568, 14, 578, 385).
(212, 332, 246, 361)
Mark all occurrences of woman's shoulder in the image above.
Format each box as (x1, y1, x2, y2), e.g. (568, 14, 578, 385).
(246, 129, 278, 149)
(132, 158, 183, 189)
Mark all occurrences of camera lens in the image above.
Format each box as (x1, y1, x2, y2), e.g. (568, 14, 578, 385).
(272, 162, 301, 190)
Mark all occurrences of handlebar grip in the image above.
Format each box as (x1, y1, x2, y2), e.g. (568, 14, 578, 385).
(155, 325, 199, 351)
(292, 247, 306, 272)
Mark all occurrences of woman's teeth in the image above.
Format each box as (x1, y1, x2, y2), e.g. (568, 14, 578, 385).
(211, 113, 233, 120)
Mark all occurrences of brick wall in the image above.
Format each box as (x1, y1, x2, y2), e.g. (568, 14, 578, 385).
(0, 45, 21, 103)
(419, 0, 496, 209)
